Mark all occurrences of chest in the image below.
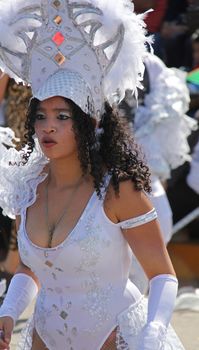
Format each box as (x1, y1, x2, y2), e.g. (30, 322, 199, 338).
(25, 186, 95, 248)
(19, 208, 127, 285)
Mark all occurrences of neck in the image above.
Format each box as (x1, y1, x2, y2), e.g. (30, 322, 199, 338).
(48, 154, 84, 189)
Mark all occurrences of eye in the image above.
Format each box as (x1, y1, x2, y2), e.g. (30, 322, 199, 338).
(35, 113, 45, 120)
(57, 113, 71, 120)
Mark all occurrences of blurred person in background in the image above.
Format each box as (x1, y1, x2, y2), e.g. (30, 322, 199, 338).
(118, 52, 197, 292)
(133, 0, 168, 60)
(186, 30, 199, 118)
(167, 134, 199, 242)
(160, 0, 199, 69)
(0, 72, 32, 288)
(187, 138, 199, 196)
(186, 0, 199, 36)
(0, 74, 13, 276)
(160, 0, 190, 68)
(190, 29, 199, 69)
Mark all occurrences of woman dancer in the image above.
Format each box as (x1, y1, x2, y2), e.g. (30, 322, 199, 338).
(0, 72, 32, 286)
(0, 1, 185, 349)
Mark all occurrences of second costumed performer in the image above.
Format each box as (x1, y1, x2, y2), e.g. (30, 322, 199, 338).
(0, 1, 185, 349)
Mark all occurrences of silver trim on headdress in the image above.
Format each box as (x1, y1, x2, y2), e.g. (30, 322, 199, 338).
(0, 0, 150, 115)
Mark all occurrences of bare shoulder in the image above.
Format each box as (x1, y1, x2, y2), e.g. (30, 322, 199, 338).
(112, 179, 154, 222)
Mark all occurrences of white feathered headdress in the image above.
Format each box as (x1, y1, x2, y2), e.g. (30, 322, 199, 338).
(0, 0, 150, 115)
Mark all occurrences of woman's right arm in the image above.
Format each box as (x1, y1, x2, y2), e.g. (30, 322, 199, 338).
(0, 216, 39, 349)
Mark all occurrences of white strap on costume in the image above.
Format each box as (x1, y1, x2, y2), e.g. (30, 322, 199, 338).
(0, 273, 38, 325)
(119, 208, 157, 229)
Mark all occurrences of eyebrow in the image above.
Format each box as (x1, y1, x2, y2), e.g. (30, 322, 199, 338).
(37, 107, 72, 113)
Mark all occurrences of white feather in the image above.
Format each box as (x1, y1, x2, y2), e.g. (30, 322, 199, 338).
(0, 0, 42, 82)
(96, 0, 151, 101)
(71, 0, 151, 101)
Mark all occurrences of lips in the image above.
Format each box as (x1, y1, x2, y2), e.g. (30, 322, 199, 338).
(41, 136, 57, 147)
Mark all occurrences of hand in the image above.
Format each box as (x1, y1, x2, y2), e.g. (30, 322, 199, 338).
(0, 316, 14, 350)
(138, 322, 167, 350)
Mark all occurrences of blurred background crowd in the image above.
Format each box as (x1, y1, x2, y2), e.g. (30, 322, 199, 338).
(134, 1, 199, 229)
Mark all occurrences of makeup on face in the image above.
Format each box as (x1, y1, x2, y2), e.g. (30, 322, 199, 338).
(34, 97, 78, 158)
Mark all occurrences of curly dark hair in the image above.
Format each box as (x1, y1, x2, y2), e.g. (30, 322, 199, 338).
(23, 98, 151, 197)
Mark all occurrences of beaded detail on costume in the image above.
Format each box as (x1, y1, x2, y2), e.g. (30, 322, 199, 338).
(16, 316, 34, 350)
(16, 297, 185, 350)
(119, 208, 157, 230)
(116, 298, 185, 350)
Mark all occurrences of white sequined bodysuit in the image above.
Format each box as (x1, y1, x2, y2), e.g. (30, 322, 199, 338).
(0, 142, 185, 350)
(18, 186, 146, 350)
(16, 178, 185, 350)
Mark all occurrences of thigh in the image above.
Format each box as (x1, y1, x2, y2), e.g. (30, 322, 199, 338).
(31, 329, 48, 350)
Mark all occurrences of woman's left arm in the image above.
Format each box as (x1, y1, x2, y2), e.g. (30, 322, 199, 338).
(114, 180, 175, 278)
(113, 180, 178, 349)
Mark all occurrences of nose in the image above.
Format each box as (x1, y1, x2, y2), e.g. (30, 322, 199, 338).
(44, 127, 56, 133)
(42, 122, 57, 134)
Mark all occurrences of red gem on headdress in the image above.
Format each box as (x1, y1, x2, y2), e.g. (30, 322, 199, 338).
(52, 32, 65, 46)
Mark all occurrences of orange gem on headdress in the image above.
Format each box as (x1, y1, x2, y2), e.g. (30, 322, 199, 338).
(54, 15, 62, 25)
(52, 32, 65, 46)
(54, 52, 66, 65)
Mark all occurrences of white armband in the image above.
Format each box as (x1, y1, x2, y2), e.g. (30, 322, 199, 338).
(119, 208, 157, 230)
(139, 274, 178, 350)
(0, 273, 38, 324)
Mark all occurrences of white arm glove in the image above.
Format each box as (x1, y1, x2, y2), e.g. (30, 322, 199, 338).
(139, 274, 178, 350)
(0, 273, 38, 325)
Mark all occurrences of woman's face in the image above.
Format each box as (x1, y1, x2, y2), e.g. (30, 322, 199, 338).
(34, 96, 78, 160)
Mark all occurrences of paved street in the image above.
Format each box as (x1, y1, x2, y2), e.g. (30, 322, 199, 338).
(172, 310, 199, 350)
(10, 301, 199, 350)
